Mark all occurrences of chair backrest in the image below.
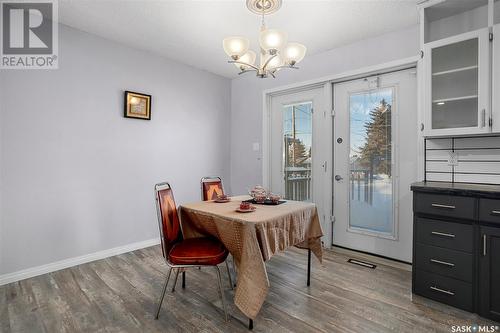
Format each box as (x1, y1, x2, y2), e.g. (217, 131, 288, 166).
(154, 182, 183, 258)
(201, 176, 225, 201)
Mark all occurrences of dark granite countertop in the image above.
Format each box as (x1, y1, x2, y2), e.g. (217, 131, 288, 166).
(411, 181, 500, 199)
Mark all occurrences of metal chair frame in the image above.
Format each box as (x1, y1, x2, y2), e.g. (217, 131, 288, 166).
(154, 182, 232, 322)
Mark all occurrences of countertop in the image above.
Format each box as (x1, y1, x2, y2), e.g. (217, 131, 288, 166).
(411, 181, 500, 198)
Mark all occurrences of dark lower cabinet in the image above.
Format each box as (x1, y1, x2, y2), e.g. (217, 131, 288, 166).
(479, 226, 500, 322)
(411, 182, 500, 323)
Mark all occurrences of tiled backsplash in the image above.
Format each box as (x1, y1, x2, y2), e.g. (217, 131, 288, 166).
(425, 136, 500, 185)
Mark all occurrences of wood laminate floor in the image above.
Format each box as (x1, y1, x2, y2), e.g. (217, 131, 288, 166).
(1, 246, 498, 333)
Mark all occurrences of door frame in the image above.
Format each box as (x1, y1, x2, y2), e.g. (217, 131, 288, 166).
(262, 56, 420, 248)
(333, 67, 420, 252)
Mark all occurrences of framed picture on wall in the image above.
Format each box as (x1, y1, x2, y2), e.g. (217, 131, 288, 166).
(124, 91, 152, 120)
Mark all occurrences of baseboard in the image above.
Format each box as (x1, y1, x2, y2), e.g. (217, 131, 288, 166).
(0, 238, 160, 286)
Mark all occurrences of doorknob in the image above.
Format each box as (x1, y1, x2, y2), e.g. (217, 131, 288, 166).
(335, 175, 343, 181)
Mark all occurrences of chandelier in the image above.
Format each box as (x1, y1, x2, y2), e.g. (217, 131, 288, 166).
(223, 0, 306, 78)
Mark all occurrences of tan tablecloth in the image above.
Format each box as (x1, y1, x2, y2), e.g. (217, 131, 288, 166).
(179, 195, 323, 319)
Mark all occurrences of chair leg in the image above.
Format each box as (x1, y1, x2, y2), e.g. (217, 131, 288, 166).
(155, 268, 172, 319)
(215, 266, 228, 322)
(225, 260, 234, 290)
(231, 256, 237, 287)
(171, 268, 180, 292)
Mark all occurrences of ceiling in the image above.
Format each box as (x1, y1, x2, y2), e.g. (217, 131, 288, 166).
(59, 0, 420, 78)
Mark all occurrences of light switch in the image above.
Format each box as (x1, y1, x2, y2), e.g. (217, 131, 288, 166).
(252, 142, 260, 151)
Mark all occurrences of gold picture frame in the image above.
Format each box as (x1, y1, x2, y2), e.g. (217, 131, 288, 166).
(124, 91, 151, 120)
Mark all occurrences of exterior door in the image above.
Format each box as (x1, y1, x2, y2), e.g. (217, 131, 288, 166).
(332, 69, 417, 262)
(269, 86, 330, 237)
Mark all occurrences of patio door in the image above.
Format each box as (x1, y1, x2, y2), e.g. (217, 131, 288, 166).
(268, 86, 330, 235)
(332, 69, 417, 262)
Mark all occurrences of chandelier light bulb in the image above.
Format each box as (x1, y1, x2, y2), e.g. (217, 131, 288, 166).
(283, 42, 307, 66)
(234, 50, 257, 70)
(223, 37, 250, 59)
(259, 29, 287, 52)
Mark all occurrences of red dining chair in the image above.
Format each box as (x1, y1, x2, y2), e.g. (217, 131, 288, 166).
(201, 176, 237, 286)
(201, 176, 225, 201)
(154, 182, 232, 321)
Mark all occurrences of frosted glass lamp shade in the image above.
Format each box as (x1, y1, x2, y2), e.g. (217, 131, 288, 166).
(283, 42, 306, 65)
(234, 50, 257, 70)
(262, 54, 283, 71)
(223, 37, 250, 59)
(259, 29, 287, 52)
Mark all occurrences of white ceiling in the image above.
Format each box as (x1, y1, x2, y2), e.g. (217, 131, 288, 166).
(59, 0, 420, 78)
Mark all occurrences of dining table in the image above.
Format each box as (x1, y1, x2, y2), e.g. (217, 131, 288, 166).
(179, 195, 324, 329)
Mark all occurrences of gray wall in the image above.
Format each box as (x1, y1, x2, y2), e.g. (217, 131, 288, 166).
(0, 25, 231, 275)
(230, 26, 420, 194)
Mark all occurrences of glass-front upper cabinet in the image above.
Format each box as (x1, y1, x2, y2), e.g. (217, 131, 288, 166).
(423, 28, 490, 136)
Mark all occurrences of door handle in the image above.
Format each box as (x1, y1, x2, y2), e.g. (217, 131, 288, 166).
(481, 109, 486, 128)
(491, 210, 500, 216)
(430, 259, 455, 267)
(431, 231, 455, 238)
(335, 175, 343, 181)
(430, 286, 455, 296)
(483, 234, 487, 256)
(431, 203, 456, 209)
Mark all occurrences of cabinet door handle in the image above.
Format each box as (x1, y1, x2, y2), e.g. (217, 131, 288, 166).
(431, 203, 456, 209)
(491, 210, 500, 216)
(483, 234, 487, 256)
(430, 259, 455, 267)
(430, 286, 455, 296)
(431, 231, 455, 238)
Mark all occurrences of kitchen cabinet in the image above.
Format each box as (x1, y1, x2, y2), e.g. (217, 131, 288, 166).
(423, 28, 491, 136)
(411, 182, 500, 322)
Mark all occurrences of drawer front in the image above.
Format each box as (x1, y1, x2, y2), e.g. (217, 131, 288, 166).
(479, 198, 500, 225)
(415, 243, 473, 282)
(415, 218, 473, 253)
(414, 192, 476, 220)
(414, 270, 473, 312)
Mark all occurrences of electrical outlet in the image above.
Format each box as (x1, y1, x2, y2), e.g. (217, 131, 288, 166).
(448, 151, 458, 166)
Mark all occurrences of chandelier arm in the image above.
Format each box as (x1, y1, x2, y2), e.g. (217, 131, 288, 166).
(228, 60, 260, 71)
(274, 65, 299, 70)
(261, 53, 277, 71)
(238, 69, 257, 75)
